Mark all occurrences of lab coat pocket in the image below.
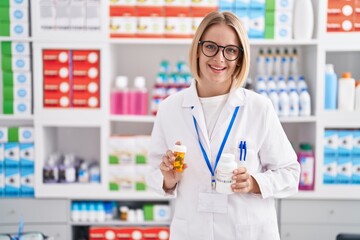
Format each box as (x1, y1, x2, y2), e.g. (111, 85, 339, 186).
(233, 141, 258, 173)
(170, 217, 189, 240)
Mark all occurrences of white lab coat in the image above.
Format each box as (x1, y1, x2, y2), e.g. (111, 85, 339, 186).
(146, 81, 300, 240)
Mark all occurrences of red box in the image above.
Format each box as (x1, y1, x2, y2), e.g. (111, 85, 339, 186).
(142, 227, 170, 240)
(116, 227, 144, 240)
(89, 227, 118, 240)
(72, 91, 100, 108)
(43, 91, 71, 108)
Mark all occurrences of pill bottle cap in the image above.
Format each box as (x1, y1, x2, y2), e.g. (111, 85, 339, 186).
(115, 76, 128, 89)
(134, 76, 146, 88)
(342, 72, 352, 78)
(173, 145, 187, 153)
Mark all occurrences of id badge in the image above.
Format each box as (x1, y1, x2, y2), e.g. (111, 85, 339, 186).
(197, 191, 228, 214)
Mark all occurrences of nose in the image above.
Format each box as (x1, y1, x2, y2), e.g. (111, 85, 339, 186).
(213, 47, 225, 62)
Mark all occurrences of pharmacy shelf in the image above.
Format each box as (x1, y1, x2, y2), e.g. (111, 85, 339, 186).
(71, 220, 171, 226)
(320, 111, 360, 128)
(291, 185, 360, 200)
(109, 115, 156, 123)
(0, 37, 33, 42)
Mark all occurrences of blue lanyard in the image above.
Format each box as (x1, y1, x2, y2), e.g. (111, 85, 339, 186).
(192, 106, 240, 187)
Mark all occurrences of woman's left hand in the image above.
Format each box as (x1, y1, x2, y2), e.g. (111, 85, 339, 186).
(231, 167, 261, 194)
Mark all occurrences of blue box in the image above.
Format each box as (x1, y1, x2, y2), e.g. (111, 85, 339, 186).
(323, 130, 338, 184)
(19, 143, 34, 167)
(337, 130, 353, 184)
(20, 165, 34, 197)
(248, 9, 265, 38)
(234, 0, 250, 9)
(5, 165, 20, 197)
(4, 142, 19, 167)
(250, 0, 265, 10)
(352, 130, 360, 184)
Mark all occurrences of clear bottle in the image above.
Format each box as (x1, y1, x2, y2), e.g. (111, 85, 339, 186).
(110, 76, 130, 115)
(324, 64, 338, 110)
(265, 48, 273, 76)
(297, 143, 315, 191)
(215, 153, 237, 194)
(281, 48, 290, 77)
(273, 48, 282, 76)
(338, 72, 355, 111)
(290, 48, 299, 76)
(299, 88, 311, 116)
(129, 76, 148, 115)
(256, 48, 266, 76)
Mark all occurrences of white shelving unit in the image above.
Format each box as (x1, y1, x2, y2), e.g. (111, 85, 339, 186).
(1, 0, 360, 239)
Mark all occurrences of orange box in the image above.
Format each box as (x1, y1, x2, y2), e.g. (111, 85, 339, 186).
(142, 227, 170, 240)
(354, 0, 360, 31)
(43, 91, 71, 108)
(327, 15, 354, 32)
(116, 227, 144, 240)
(72, 91, 100, 108)
(72, 50, 100, 66)
(89, 227, 119, 240)
(110, 6, 137, 16)
(327, 0, 355, 32)
(43, 50, 70, 64)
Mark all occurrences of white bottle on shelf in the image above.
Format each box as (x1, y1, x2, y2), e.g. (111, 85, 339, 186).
(355, 80, 360, 111)
(299, 88, 311, 116)
(338, 72, 355, 111)
(268, 89, 280, 115)
(293, 0, 314, 40)
(278, 89, 290, 117)
(288, 88, 299, 117)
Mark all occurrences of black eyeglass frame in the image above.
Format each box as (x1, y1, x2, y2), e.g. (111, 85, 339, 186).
(198, 40, 244, 61)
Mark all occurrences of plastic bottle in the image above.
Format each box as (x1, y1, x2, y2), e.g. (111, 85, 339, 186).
(267, 76, 277, 93)
(215, 153, 237, 194)
(278, 89, 290, 117)
(110, 76, 130, 115)
(297, 76, 308, 94)
(276, 76, 287, 92)
(290, 48, 299, 75)
(273, 48, 282, 76)
(281, 48, 290, 77)
(256, 76, 267, 93)
(355, 80, 360, 111)
(299, 88, 311, 116)
(265, 48, 273, 76)
(129, 76, 148, 115)
(287, 76, 297, 92)
(256, 48, 265, 76)
(338, 72, 355, 111)
(288, 88, 300, 117)
(173, 145, 187, 172)
(268, 89, 280, 115)
(324, 64, 338, 110)
(293, 0, 314, 40)
(297, 143, 315, 191)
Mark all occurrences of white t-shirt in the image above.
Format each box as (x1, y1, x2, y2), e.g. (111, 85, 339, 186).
(199, 93, 229, 140)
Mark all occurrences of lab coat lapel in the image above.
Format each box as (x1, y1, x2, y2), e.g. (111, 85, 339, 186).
(210, 88, 246, 141)
(182, 81, 211, 152)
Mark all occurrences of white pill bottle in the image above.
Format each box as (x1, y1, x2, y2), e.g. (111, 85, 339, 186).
(215, 153, 237, 194)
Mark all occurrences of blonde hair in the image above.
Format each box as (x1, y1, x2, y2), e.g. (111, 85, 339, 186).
(189, 11, 250, 88)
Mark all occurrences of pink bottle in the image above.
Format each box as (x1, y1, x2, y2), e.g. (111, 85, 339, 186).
(297, 143, 315, 191)
(129, 76, 148, 115)
(110, 76, 130, 115)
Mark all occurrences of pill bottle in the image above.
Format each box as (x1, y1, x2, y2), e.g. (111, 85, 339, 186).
(215, 153, 237, 194)
(173, 145, 187, 172)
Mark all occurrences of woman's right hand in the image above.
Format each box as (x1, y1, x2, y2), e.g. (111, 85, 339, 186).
(160, 142, 187, 191)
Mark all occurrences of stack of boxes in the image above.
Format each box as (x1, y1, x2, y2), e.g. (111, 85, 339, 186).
(0, 0, 29, 37)
(327, 0, 360, 32)
(323, 129, 360, 185)
(43, 49, 100, 108)
(265, 0, 294, 40)
(38, 0, 101, 31)
(109, 0, 217, 38)
(0, 126, 35, 197)
(108, 136, 151, 192)
(1, 41, 32, 115)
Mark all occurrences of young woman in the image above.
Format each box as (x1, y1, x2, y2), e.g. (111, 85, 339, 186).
(146, 11, 300, 240)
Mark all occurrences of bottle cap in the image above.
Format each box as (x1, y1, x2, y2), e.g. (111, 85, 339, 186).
(115, 76, 128, 89)
(221, 153, 235, 162)
(342, 72, 352, 78)
(325, 64, 334, 72)
(300, 143, 312, 151)
(134, 76, 146, 88)
(356, 80, 360, 87)
(173, 145, 187, 153)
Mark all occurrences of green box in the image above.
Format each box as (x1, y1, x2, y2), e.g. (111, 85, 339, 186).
(265, 10, 275, 26)
(0, 22, 10, 36)
(109, 155, 119, 164)
(135, 154, 146, 164)
(3, 87, 14, 101)
(135, 182, 146, 191)
(2, 71, 14, 87)
(3, 101, 13, 114)
(1, 55, 12, 71)
(266, 0, 275, 11)
(143, 204, 154, 221)
(0, 0, 10, 7)
(1, 42, 12, 55)
(109, 182, 119, 191)
(265, 25, 274, 39)
(0, 8, 10, 21)
(8, 127, 19, 142)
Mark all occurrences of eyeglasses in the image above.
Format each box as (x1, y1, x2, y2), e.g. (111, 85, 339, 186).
(198, 40, 243, 61)
(0, 232, 51, 240)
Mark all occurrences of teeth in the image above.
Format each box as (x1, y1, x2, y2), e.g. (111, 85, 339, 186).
(210, 65, 224, 70)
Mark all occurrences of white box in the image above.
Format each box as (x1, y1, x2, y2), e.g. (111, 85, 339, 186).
(0, 128, 8, 143)
(19, 127, 35, 143)
(9, 7, 29, 22)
